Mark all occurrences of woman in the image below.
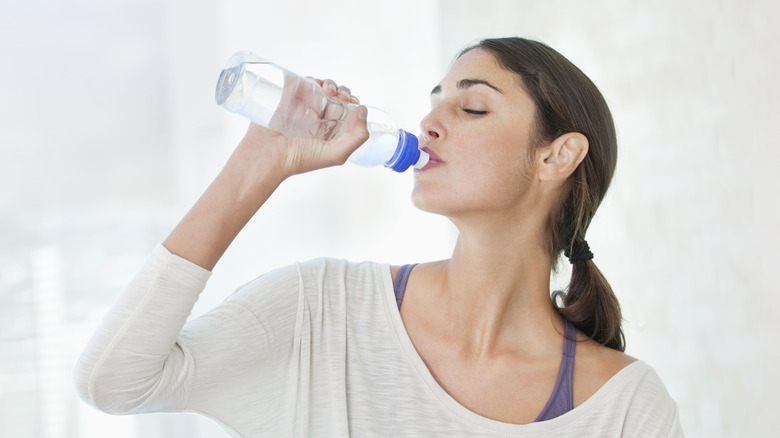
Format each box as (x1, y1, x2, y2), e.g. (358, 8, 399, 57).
(75, 38, 683, 436)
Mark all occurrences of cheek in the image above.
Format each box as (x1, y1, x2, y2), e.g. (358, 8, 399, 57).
(471, 132, 533, 182)
(468, 163, 530, 209)
(461, 137, 535, 206)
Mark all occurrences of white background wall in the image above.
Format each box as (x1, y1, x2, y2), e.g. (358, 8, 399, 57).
(1, 0, 777, 437)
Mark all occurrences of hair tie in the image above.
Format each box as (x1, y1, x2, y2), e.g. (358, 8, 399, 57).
(565, 240, 594, 264)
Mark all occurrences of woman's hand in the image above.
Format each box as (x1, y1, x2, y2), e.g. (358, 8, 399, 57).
(238, 78, 369, 179)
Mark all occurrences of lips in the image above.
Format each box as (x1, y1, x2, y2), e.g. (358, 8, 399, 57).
(421, 147, 442, 162)
(416, 146, 443, 172)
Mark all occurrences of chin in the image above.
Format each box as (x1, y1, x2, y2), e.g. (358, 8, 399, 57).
(411, 185, 438, 213)
(411, 185, 457, 216)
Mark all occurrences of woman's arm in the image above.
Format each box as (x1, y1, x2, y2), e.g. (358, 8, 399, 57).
(165, 101, 369, 270)
(74, 84, 369, 415)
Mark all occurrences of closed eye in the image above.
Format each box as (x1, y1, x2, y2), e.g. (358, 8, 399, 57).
(463, 109, 487, 116)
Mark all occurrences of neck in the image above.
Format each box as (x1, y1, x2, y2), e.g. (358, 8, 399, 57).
(430, 216, 563, 360)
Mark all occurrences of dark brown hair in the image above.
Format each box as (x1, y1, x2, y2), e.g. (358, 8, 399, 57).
(461, 37, 625, 351)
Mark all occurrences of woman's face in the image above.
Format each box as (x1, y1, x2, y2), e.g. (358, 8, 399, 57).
(412, 48, 540, 220)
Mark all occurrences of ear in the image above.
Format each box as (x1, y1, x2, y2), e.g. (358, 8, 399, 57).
(537, 132, 589, 182)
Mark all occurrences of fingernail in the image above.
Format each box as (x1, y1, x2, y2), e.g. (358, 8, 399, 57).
(327, 84, 337, 94)
(358, 106, 368, 120)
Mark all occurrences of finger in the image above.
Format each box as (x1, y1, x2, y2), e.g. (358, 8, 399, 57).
(341, 105, 370, 148)
(321, 79, 339, 97)
(336, 85, 360, 104)
(306, 76, 324, 86)
(337, 85, 351, 100)
(321, 79, 358, 103)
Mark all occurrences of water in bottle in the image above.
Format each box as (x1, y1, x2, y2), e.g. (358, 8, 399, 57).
(215, 51, 429, 172)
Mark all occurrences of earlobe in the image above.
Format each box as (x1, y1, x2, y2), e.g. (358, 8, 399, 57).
(538, 133, 589, 182)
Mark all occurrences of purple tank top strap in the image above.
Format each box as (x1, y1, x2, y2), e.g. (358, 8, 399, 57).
(534, 319, 577, 422)
(393, 264, 417, 309)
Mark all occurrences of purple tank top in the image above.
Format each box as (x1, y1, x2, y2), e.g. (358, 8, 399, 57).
(393, 264, 576, 422)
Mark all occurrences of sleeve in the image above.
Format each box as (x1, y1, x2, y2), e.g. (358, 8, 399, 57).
(72, 244, 303, 426)
(621, 366, 684, 438)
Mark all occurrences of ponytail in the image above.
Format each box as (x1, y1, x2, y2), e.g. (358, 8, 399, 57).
(554, 258, 625, 352)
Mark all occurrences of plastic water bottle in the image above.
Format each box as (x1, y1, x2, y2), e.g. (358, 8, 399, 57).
(214, 51, 429, 172)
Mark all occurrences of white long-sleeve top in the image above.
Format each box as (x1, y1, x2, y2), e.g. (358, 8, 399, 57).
(74, 245, 683, 437)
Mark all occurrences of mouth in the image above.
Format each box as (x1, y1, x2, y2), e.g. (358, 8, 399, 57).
(416, 146, 443, 172)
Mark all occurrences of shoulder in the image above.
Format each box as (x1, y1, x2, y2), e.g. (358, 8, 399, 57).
(295, 257, 388, 282)
(251, 257, 387, 282)
(574, 338, 636, 395)
(226, 257, 390, 314)
(293, 258, 394, 303)
(575, 347, 682, 436)
(573, 338, 637, 406)
(616, 361, 683, 436)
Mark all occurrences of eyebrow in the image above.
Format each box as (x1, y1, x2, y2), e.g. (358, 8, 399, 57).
(430, 78, 503, 95)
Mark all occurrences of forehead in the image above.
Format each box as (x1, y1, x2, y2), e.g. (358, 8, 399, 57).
(439, 48, 522, 93)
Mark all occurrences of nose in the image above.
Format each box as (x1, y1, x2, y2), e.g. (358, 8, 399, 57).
(419, 109, 442, 141)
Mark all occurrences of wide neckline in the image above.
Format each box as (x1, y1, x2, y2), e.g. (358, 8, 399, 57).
(378, 263, 647, 434)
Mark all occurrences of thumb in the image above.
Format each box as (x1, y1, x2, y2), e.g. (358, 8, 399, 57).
(331, 105, 370, 159)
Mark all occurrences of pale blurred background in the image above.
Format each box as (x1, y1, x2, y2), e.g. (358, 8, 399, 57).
(1, 0, 777, 437)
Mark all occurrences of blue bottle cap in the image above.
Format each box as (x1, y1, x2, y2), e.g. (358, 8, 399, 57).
(386, 130, 422, 172)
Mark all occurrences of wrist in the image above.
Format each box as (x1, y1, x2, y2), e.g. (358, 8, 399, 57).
(223, 141, 287, 204)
